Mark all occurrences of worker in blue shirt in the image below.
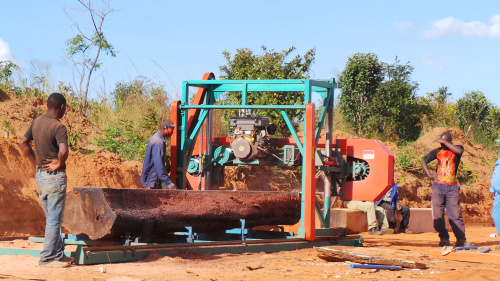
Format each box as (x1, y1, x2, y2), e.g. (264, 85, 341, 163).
(490, 157, 500, 243)
(376, 183, 412, 234)
(141, 118, 177, 189)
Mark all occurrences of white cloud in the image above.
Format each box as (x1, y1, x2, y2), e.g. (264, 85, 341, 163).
(393, 21, 413, 32)
(423, 15, 500, 39)
(0, 38, 15, 61)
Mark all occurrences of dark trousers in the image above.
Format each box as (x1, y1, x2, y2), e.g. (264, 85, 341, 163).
(379, 201, 410, 230)
(431, 182, 466, 241)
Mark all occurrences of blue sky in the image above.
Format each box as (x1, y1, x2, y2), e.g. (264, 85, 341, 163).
(1, 1, 499, 106)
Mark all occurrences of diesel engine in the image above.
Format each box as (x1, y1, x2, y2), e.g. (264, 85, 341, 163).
(228, 116, 275, 161)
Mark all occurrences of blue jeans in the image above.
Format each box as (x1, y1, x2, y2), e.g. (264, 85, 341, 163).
(493, 193, 500, 237)
(35, 169, 67, 263)
(431, 182, 466, 241)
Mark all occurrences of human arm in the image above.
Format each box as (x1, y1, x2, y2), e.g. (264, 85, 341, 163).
(420, 158, 436, 179)
(490, 158, 500, 199)
(18, 136, 35, 158)
(152, 142, 175, 187)
(43, 143, 68, 172)
(435, 138, 464, 155)
(391, 186, 401, 210)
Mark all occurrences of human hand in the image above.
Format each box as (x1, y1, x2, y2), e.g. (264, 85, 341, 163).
(43, 159, 61, 173)
(396, 202, 402, 211)
(491, 192, 496, 200)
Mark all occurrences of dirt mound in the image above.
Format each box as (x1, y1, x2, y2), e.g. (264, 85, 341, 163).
(395, 127, 498, 223)
(0, 90, 102, 151)
(0, 137, 143, 237)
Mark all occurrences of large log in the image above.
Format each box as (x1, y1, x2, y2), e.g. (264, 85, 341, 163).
(63, 188, 301, 240)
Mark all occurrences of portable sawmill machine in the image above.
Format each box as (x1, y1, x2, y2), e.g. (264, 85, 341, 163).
(56, 73, 394, 264)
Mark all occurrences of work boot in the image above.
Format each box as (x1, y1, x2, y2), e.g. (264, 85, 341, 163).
(439, 239, 451, 246)
(380, 228, 395, 235)
(38, 260, 70, 268)
(398, 228, 413, 234)
(58, 256, 74, 264)
(368, 227, 382, 235)
(455, 239, 472, 247)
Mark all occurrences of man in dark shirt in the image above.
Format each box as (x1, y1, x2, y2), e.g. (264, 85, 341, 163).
(376, 183, 412, 234)
(420, 131, 469, 247)
(19, 93, 73, 268)
(141, 118, 177, 189)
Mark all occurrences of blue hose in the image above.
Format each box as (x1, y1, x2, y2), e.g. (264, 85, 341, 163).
(455, 246, 478, 250)
(349, 264, 403, 270)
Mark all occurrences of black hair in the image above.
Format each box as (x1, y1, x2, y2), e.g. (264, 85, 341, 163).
(441, 131, 452, 141)
(47, 93, 66, 109)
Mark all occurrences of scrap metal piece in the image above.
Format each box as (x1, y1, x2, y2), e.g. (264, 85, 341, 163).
(63, 188, 301, 240)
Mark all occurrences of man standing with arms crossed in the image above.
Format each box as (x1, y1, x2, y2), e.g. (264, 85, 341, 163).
(19, 93, 73, 268)
(421, 131, 470, 247)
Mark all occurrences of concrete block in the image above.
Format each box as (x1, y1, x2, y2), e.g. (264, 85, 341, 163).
(330, 207, 452, 234)
(330, 208, 368, 234)
(396, 208, 451, 234)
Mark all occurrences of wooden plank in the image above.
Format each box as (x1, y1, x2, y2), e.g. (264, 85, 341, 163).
(316, 246, 426, 269)
(429, 250, 500, 264)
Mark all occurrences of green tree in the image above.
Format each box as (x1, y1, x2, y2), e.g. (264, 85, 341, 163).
(338, 54, 429, 142)
(0, 61, 18, 89)
(65, 0, 116, 115)
(337, 53, 383, 136)
(422, 86, 456, 128)
(369, 58, 429, 141)
(219, 46, 316, 136)
(455, 90, 497, 146)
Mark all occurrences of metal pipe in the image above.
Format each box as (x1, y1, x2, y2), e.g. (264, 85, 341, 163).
(349, 264, 403, 270)
(182, 105, 305, 110)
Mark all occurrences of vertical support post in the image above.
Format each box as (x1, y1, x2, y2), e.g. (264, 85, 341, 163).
(205, 106, 213, 190)
(170, 101, 181, 186)
(323, 87, 334, 227)
(304, 103, 316, 241)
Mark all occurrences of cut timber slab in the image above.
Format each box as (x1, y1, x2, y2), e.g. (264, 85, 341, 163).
(429, 250, 500, 264)
(316, 246, 426, 269)
(63, 188, 301, 240)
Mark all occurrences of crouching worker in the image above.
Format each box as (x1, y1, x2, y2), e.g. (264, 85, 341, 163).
(376, 183, 412, 234)
(141, 118, 177, 189)
(345, 200, 393, 235)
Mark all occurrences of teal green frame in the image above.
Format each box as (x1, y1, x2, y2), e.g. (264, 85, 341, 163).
(177, 78, 336, 238)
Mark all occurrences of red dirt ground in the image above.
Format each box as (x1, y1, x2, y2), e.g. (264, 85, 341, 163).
(0, 226, 499, 281)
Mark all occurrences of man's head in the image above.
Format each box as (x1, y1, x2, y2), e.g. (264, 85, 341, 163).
(439, 131, 453, 148)
(46, 93, 67, 119)
(159, 118, 174, 137)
